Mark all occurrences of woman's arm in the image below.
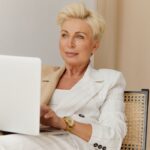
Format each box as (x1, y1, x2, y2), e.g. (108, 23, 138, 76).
(61, 118, 92, 141)
(40, 104, 92, 141)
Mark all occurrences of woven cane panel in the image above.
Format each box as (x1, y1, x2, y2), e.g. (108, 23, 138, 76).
(121, 93, 146, 150)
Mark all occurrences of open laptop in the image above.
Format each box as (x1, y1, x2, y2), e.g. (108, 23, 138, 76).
(0, 55, 41, 135)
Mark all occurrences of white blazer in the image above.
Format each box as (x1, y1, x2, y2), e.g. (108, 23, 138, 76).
(43, 63, 127, 150)
(0, 63, 127, 150)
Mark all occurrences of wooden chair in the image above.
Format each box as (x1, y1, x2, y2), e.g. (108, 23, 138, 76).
(121, 89, 149, 150)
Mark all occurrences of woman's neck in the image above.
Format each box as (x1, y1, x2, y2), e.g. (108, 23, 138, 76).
(64, 63, 89, 78)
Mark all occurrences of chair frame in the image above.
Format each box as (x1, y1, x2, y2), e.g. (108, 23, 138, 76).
(122, 89, 149, 150)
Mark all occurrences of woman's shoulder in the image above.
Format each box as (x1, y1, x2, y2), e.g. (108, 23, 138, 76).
(92, 67, 122, 77)
(92, 67, 125, 84)
(97, 68, 122, 76)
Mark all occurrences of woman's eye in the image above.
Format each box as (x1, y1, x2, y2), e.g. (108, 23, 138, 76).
(76, 35, 84, 39)
(61, 33, 67, 38)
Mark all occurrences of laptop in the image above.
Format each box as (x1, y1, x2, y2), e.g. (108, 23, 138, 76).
(0, 55, 41, 135)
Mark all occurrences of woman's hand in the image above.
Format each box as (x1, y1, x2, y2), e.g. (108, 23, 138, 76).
(40, 105, 92, 142)
(40, 104, 66, 129)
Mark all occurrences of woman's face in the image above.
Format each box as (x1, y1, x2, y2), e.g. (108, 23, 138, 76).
(59, 18, 99, 66)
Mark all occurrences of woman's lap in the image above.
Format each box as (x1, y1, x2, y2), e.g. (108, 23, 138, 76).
(0, 133, 78, 150)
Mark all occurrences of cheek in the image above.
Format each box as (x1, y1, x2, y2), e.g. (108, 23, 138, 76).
(78, 49, 92, 61)
(59, 40, 65, 51)
(79, 43, 93, 55)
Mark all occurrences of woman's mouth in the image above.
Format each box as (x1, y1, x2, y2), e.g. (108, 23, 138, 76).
(65, 52, 78, 57)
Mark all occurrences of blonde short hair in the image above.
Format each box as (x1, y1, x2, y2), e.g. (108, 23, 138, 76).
(57, 3, 105, 41)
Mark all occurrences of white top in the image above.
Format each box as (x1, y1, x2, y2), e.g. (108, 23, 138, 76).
(50, 89, 70, 115)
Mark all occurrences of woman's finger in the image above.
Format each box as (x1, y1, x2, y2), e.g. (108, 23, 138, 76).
(40, 105, 50, 116)
(44, 109, 54, 119)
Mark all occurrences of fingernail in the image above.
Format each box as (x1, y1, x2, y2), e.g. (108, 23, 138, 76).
(45, 114, 49, 118)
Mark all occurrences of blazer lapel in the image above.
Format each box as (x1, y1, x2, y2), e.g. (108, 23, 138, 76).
(54, 64, 104, 116)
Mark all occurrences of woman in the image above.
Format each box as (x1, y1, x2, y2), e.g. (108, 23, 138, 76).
(0, 3, 127, 150)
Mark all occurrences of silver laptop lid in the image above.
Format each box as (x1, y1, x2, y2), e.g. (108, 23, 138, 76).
(0, 55, 41, 135)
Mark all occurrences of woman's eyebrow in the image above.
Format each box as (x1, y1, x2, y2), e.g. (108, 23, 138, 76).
(75, 32, 87, 35)
(61, 30, 68, 33)
(61, 30, 87, 36)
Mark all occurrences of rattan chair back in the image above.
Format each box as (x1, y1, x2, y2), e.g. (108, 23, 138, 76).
(121, 89, 149, 150)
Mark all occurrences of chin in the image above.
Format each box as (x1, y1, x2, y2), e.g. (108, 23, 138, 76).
(66, 61, 79, 66)
(62, 55, 87, 66)
(64, 59, 79, 65)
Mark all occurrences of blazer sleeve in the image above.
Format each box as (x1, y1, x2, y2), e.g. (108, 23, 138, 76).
(88, 72, 127, 150)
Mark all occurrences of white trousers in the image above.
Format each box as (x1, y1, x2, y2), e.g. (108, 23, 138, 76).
(0, 133, 91, 150)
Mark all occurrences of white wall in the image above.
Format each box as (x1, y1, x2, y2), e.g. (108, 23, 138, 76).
(0, 0, 96, 65)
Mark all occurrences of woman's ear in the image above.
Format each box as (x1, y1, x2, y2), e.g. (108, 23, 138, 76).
(92, 40, 100, 54)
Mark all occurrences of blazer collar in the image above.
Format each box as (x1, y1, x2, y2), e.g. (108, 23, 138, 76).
(53, 63, 104, 116)
(46, 62, 104, 83)
(82, 62, 104, 82)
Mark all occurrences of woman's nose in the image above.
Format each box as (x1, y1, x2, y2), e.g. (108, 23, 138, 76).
(68, 37, 75, 48)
